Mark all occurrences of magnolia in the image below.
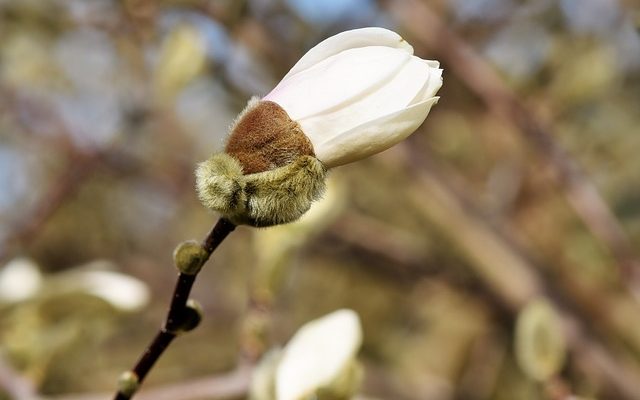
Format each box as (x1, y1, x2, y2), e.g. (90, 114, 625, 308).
(0, 259, 149, 311)
(196, 27, 442, 226)
(275, 309, 363, 400)
(264, 27, 442, 168)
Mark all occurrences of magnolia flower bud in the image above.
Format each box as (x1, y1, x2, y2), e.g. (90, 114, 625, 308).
(196, 27, 442, 226)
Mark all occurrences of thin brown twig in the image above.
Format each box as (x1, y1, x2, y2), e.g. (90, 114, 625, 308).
(113, 218, 236, 400)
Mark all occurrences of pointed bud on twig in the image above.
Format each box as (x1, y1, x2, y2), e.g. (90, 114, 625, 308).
(174, 299, 203, 334)
(117, 371, 140, 397)
(173, 240, 208, 275)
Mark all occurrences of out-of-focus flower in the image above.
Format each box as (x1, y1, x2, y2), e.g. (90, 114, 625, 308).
(249, 309, 364, 400)
(154, 24, 207, 102)
(68, 264, 150, 311)
(275, 309, 363, 400)
(263, 27, 442, 168)
(0, 259, 150, 312)
(0, 258, 43, 303)
(196, 27, 441, 226)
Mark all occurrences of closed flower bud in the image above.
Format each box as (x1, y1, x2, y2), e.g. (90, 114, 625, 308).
(196, 27, 441, 226)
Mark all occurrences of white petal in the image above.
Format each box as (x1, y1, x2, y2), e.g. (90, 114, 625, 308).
(265, 46, 411, 121)
(276, 309, 362, 400)
(316, 96, 439, 168)
(298, 54, 434, 143)
(410, 66, 443, 105)
(281, 27, 413, 80)
(425, 59, 440, 68)
(77, 270, 150, 311)
(0, 258, 42, 303)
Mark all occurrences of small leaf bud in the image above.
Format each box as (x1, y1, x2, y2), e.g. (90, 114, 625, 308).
(174, 299, 203, 334)
(173, 240, 208, 275)
(117, 371, 139, 397)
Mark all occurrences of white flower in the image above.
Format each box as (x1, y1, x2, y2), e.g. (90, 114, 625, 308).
(59, 261, 150, 311)
(73, 268, 150, 311)
(0, 258, 42, 303)
(195, 28, 442, 226)
(275, 309, 363, 400)
(264, 27, 442, 168)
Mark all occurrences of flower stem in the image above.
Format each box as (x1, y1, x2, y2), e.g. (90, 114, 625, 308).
(113, 218, 236, 400)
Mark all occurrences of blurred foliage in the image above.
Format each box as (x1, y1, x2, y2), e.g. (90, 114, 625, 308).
(0, 0, 639, 399)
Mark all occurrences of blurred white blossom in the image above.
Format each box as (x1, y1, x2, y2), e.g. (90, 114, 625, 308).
(69, 262, 150, 312)
(0, 259, 150, 311)
(0, 258, 43, 303)
(276, 309, 363, 400)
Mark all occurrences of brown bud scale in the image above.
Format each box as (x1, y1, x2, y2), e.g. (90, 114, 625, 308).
(225, 99, 315, 174)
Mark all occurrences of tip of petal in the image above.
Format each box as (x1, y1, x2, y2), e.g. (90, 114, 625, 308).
(398, 37, 414, 54)
(425, 59, 440, 68)
(314, 96, 440, 168)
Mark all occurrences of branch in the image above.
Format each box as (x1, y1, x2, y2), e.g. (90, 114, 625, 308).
(113, 218, 236, 400)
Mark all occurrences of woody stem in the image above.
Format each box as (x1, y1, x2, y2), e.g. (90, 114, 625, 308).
(113, 218, 236, 400)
